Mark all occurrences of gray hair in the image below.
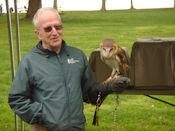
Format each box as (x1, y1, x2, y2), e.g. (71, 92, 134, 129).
(33, 7, 61, 29)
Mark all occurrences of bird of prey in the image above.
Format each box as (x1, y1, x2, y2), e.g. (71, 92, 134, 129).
(99, 38, 130, 82)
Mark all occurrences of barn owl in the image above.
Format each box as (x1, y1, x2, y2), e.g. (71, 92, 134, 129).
(100, 38, 130, 82)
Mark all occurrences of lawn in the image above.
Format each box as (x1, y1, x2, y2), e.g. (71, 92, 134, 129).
(0, 8, 175, 131)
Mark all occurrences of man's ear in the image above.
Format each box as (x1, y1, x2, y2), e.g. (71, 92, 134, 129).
(35, 30, 42, 40)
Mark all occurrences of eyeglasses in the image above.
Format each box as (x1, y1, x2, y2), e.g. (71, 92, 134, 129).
(43, 25, 63, 33)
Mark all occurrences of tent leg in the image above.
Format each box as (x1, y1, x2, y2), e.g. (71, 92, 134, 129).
(14, 0, 24, 130)
(145, 95, 175, 107)
(5, 0, 18, 130)
(5, 0, 25, 130)
(14, 0, 21, 63)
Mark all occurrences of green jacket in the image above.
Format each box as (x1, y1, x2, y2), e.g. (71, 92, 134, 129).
(8, 41, 96, 131)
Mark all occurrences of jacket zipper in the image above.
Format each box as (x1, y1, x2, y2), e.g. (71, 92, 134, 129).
(56, 54, 71, 128)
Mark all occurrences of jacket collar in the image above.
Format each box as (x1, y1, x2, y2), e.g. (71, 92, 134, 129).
(33, 40, 70, 57)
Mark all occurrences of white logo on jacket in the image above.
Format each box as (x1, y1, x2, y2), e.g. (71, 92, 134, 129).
(67, 58, 79, 64)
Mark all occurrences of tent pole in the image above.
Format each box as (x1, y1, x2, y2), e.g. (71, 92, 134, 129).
(5, 0, 18, 131)
(13, 0, 24, 130)
(14, 0, 21, 63)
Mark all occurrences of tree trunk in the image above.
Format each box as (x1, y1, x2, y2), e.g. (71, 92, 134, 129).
(26, 0, 41, 18)
(101, 0, 106, 11)
(131, 0, 134, 9)
(53, 0, 58, 9)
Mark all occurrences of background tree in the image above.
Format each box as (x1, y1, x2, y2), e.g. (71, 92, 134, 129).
(101, 0, 106, 11)
(53, 0, 58, 9)
(131, 0, 134, 9)
(26, 0, 41, 18)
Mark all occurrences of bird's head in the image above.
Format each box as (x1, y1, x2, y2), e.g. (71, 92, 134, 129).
(100, 38, 119, 59)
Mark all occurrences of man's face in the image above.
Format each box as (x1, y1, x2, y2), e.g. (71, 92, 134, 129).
(35, 11, 63, 52)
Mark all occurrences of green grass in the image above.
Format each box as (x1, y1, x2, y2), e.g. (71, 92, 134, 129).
(1, 9, 175, 131)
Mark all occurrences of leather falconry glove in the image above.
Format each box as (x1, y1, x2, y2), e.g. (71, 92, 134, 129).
(87, 76, 130, 105)
(99, 76, 130, 94)
(90, 76, 130, 125)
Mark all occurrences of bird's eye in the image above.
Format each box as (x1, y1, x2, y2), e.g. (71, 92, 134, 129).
(109, 48, 113, 52)
(103, 48, 106, 51)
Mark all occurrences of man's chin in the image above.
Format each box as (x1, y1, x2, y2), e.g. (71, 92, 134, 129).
(50, 41, 61, 48)
(52, 40, 61, 45)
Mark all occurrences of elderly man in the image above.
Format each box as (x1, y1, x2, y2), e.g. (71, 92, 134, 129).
(8, 7, 129, 131)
